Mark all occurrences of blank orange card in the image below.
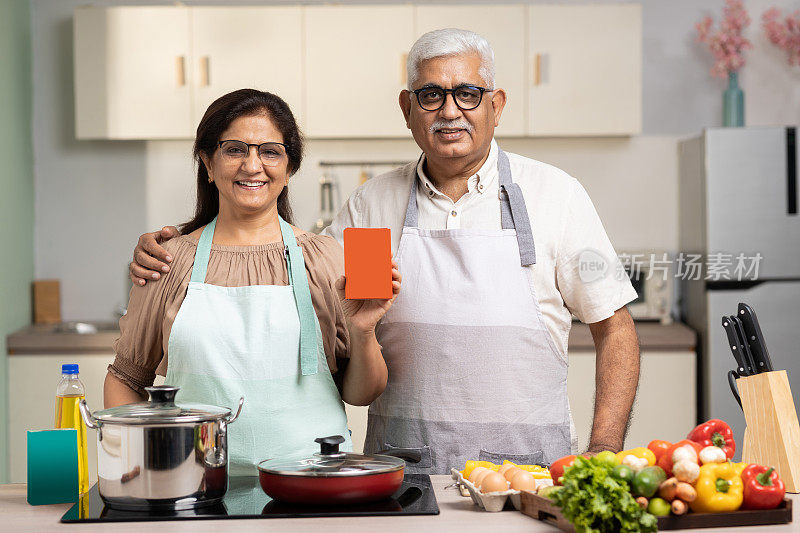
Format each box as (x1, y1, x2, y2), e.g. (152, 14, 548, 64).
(344, 228, 392, 299)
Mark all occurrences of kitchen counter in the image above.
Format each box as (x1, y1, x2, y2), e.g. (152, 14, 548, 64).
(0, 477, 795, 532)
(7, 321, 696, 355)
(6, 322, 119, 354)
(569, 321, 696, 351)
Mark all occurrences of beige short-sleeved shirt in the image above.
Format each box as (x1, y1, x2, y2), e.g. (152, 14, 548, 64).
(323, 139, 637, 359)
(109, 230, 350, 395)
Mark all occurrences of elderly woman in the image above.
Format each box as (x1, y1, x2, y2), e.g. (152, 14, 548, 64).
(104, 89, 399, 475)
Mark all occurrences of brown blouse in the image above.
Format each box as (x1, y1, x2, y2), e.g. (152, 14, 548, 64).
(109, 231, 350, 395)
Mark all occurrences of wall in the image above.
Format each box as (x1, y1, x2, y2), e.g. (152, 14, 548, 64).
(31, 0, 147, 322)
(31, 0, 800, 320)
(146, 136, 682, 252)
(0, 0, 35, 483)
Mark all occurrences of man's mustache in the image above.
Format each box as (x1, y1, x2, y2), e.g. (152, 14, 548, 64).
(428, 119, 473, 134)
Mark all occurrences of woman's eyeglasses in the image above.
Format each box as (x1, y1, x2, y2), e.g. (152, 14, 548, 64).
(218, 140, 288, 167)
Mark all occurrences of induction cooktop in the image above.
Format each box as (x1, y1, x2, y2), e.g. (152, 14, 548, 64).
(61, 474, 439, 523)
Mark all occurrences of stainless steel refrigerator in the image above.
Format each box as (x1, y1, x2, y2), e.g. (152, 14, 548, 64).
(679, 127, 800, 460)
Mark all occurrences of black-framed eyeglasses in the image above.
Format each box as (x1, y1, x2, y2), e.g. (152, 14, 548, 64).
(412, 84, 493, 111)
(217, 140, 288, 167)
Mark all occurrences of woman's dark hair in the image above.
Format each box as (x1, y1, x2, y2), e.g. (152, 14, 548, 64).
(179, 88, 304, 235)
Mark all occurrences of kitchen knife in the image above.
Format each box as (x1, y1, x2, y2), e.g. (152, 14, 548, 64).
(721, 316, 749, 376)
(728, 369, 743, 412)
(731, 316, 758, 376)
(737, 303, 774, 373)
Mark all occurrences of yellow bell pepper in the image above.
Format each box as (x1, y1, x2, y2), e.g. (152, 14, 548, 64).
(462, 459, 551, 479)
(482, 461, 501, 472)
(731, 462, 749, 476)
(461, 460, 479, 479)
(461, 460, 501, 479)
(503, 459, 549, 475)
(690, 462, 744, 513)
(616, 447, 656, 466)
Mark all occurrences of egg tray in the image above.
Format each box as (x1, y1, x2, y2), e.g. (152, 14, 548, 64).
(449, 468, 553, 512)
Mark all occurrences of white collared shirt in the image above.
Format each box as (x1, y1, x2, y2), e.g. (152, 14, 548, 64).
(323, 139, 637, 358)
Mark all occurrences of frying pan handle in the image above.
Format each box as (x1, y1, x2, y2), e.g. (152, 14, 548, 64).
(376, 447, 422, 464)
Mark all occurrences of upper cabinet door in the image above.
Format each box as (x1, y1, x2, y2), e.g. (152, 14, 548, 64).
(414, 5, 527, 137)
(304, 6, 414, 138)
(74, 7, 193, 139)
(528, 4, 642, 136)
(191, 7, 304, 129)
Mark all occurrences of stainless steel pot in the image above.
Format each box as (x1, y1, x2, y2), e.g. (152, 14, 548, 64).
(79, 385, 243, 510)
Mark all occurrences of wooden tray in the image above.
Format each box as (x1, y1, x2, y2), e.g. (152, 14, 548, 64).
(520, 492, 793, 531)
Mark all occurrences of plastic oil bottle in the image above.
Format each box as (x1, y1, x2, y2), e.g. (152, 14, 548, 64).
(54, 363, 89, 494)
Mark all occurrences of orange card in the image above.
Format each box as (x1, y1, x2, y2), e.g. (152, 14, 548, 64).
(344, 228, 392, 299)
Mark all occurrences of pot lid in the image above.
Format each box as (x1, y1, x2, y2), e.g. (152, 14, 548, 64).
(257, 436, 406, 477)
(92, 385, 233, 424)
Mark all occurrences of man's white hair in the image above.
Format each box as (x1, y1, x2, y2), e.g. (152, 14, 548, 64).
(406, 28, 495, 90)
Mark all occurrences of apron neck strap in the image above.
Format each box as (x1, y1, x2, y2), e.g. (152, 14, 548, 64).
(403, 154, 425, 228)
(403, 147, 537, 266)
(497, 150, 536, 266)
(278, 216, 320, 376)
(190, 217, 217, 283)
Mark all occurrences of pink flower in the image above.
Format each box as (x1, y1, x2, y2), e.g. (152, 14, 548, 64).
(696, 0, 752, 78)
(763, 7, 800, 67)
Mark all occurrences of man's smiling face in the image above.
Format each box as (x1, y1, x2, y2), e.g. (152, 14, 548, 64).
(401, 52, 503, 165)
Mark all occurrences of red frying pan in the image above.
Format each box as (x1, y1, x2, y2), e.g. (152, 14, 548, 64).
(257, 435, 421, 505)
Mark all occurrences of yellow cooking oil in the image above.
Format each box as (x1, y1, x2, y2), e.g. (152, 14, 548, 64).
(55, 364, 89, 494)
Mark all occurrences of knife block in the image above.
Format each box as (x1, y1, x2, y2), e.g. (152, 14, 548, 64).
(737, 370, 800, 493)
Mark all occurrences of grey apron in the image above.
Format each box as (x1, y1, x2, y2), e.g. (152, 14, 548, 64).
(365, 148, 571, 473)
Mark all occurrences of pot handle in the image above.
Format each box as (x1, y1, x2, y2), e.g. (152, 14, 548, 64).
(226, 397, 244, 424)
(78, 399, 100, 430)
(376, 447, 422, 464)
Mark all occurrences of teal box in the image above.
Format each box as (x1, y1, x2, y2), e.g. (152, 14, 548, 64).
(27, 429, 78, 505)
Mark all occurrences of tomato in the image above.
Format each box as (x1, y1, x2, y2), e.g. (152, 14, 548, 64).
(647, 440, 672, 463)
(550, 455, 577, 486)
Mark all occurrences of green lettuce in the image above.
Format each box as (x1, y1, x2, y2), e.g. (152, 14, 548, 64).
(550, 456, 658, 533)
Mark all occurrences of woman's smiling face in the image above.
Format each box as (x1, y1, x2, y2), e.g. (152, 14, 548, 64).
(201, 113, 289, 216)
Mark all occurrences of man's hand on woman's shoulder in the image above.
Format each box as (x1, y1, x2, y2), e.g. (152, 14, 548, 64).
(129, 226, 180, 286)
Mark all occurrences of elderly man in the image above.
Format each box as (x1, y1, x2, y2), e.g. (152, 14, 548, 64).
(130, 28, 639, 473)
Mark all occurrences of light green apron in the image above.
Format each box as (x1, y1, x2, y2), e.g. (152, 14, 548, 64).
(165, 216, 351, 476)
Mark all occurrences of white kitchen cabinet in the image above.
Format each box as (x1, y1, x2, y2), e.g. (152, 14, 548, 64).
(74, 7, 193, 140)
(304, 6, 414, 138)
(191, 7, 304, 128)
(414, 5, 527, 137)
(527, 4, 642, 136)
(345, 404, 369, 453)
(568, 350, 696, 452)
(74, 4, 642, 140)
(8, 354, 115, 484)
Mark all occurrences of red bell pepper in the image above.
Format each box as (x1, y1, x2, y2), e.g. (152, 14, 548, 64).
(687, 419, 736, 459)
(656, 439, 703, 477)
(741, 464, 786, 510)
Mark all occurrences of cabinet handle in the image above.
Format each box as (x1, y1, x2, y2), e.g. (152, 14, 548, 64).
(533, 54, 548, 87)
(176, 56, 186, 87)
(201, 56, 211, 87)
(401, 53, 408, 86)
